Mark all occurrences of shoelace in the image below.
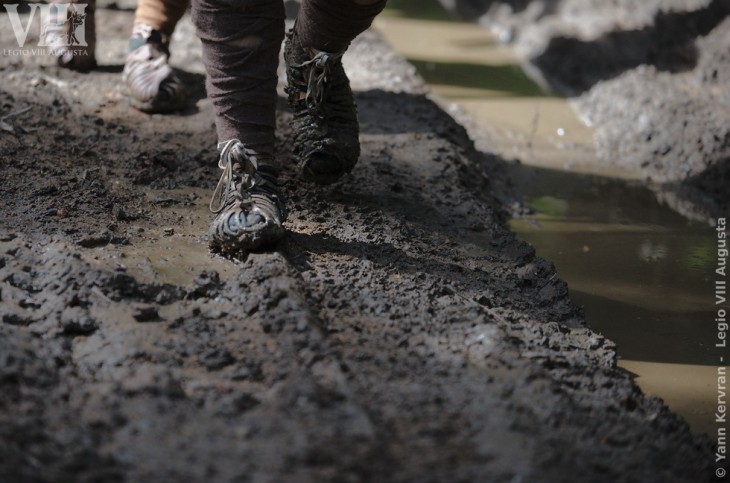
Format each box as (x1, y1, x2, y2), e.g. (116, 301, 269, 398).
(209, 139, 262, 214)
(294, 50, 344, 109)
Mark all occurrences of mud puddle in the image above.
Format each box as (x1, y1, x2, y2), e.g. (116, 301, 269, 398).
(375, 2, 617, 178)
(509, 167, 719, 436)
(81, 187, 238, 287)
(376, 0, 718, 435)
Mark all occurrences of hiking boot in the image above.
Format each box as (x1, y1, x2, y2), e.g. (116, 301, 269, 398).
(123, 24, 187, 113)
(45, 0, 96, 71)
(208, 140, 287, 255)
(284, 27, 360, 185)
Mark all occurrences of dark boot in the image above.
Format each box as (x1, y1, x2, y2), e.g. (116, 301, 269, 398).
(284, 27, 360, 185)
(208, 140, 287, 255)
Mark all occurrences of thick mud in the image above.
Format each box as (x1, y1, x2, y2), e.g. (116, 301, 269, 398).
(0, 3, 717, 482)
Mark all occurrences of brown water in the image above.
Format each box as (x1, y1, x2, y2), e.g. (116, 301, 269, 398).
(376, 1, 719, 436)
(82, 187, 238, 287)
(507, 169, 719, 435)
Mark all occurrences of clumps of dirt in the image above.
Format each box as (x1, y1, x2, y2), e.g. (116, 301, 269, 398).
(0, 325, 126, 483)
(0, 241, 126, 483)
(0, 84, 216, 243)
(0, 236, 187, 337)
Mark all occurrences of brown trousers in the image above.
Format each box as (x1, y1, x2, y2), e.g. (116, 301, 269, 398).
(186, 0, 387, 154)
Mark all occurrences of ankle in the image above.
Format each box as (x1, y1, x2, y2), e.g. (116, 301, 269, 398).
(129, 23, 170, 52)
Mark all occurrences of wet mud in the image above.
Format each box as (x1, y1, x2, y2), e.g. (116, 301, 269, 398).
(0, 3, 717, 482)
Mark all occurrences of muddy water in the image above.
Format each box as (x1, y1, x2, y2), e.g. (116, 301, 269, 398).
(508, 171, 719, 436)
(83, 188, 237, 287)
(375, 2, 718, 435)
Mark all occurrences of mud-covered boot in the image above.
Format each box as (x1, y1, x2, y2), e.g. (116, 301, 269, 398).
(284, 27, 360, 185)
(45, 0, 96, 71)
(123, 24, 187, 113)
(208, 140, 287, 255)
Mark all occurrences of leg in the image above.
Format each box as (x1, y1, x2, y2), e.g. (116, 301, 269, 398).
(192, 0, 287, 254)
(193, 0, 284, 154)
(285, 0, 387, 184)
(297, 0, 387, 53)
(123, 0, 191, 113)
(134, 0, 189, 38)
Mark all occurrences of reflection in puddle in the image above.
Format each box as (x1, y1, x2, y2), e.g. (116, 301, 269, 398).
(509, 168, 717, 435)
(508, 168, 716, 363)
(377, 1, 718, 435)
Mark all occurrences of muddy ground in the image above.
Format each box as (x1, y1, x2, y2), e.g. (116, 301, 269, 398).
(455, 0, 730, 222)
(0, 3, 718, 482)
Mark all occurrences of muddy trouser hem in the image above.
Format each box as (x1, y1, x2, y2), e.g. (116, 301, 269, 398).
(297, 0, 387, 53)
(134, 0, 191, 37)
(192, 0, 285, 155)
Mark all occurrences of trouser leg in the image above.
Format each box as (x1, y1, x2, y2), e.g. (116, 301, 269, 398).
(191, 0, 285, 154)
(296, 0, 387, 52)
(282, 0, 386, 184)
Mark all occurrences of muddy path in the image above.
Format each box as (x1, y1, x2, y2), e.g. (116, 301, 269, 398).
(0, 4, 716, 482)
